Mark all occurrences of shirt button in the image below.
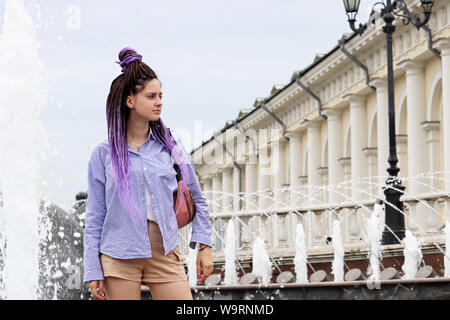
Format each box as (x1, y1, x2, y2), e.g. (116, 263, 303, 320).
(144, 167, 147, 171)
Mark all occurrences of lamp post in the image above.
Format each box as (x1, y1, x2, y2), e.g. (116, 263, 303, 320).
(342, 0, 435, 245)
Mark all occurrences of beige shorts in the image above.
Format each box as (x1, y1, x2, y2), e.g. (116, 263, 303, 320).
(100, 220, 187, 284)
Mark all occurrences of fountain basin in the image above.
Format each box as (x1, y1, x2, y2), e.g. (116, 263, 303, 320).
(184, 277, 450, 300)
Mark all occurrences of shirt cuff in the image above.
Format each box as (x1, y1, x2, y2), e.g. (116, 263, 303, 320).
(83, 269, 105, 284)
(189, 233, 213, 250)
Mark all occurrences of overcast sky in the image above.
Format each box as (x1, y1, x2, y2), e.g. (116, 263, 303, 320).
(1, 0, 377, 209)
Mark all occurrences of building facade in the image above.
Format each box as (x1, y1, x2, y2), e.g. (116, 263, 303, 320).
(180, 0, 450, 269)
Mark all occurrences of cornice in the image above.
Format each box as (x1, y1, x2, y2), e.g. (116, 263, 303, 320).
(193, 0, 449, 169)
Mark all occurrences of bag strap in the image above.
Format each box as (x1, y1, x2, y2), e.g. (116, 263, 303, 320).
(168, 128, 182, 182)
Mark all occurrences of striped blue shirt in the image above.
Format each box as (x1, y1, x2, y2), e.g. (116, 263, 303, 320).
(83, 128, 212, 283)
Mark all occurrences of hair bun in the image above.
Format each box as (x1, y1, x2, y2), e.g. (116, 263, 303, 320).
(116, 47, 143, 72)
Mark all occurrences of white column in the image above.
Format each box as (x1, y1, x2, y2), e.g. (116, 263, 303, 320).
(245, 157, 258, 211)
(363, 147, 378, 199)
(436, 39, 450, 194)
(422, 121, 441, 191)
(371, 78, 390, 198)
(398, 60, 428, 196)
(447, 1, 450, 26)
(286, 131, 302, 207)
(298, 176, 308, 207)
(272, 139, 287, 209)
(302, 120, 321, 206)
(323, 108, 344, 204)
(339, 157, 352, 201)
(396, 135, 408, 182)
(232, 165, 241, 211)
(202, 177, 212, 209)
(344, 94, 368, 201)
(222, 167, 233, 212)
(318, 167, 328, 203)
(257, 148, 272, 210)
(211, 172, 222, 213)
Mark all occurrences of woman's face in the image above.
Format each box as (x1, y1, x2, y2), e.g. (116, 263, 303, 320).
(126, 78, 163, 122)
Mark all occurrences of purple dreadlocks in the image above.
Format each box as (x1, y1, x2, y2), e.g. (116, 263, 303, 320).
(106, 47, 189, 225)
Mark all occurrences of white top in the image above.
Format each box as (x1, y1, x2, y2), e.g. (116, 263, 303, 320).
(144, 177, 158, 223)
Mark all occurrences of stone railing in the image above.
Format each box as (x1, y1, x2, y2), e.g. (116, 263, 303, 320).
(178, 188, 449, 262)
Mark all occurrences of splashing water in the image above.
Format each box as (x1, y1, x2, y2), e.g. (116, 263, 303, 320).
(0, 0, 50, 299)
(294, 222, 308, 284)
(331, 220, 344, 282)
(224, 219, 238, 285)
(187, 244, 199, 287)
(252, 237, 272, 285)
(365, 203, 383, 281)
(401, 230, 422, 280)
(444, 222, 450, 277)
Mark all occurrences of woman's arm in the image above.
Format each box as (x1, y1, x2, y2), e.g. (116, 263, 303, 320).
(83, 146, 108, 284)
(173, 135, 213, 250)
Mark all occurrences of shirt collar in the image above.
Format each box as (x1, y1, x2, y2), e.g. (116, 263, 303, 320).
(145, 125, 153, 142)
(127, 125, 153, 154)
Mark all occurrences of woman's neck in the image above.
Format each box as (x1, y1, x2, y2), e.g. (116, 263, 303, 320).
(126, 118, 149, 143)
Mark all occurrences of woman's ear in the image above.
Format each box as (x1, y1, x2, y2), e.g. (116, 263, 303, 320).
(126, 95, 135, 109)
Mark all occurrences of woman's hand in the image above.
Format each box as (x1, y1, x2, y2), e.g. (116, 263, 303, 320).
(196, 246, 213, 284)
(88, 280, 107, 300)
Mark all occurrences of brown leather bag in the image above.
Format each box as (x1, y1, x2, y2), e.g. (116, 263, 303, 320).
(173, 163, 196, 228)
(167, 128, 196, 228)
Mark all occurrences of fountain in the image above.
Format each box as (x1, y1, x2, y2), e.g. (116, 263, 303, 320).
(0, 0, 51, 300)
(445, 222, 450, 278)
(187, 244, 199, 287)
(331, 220, 344, 282)
(2, 0, 450, 301)
(365, 203, 383, 281)
(183, 171, 450, 300)
(293, 222, 308, 284)
(401, 231, 423, 280)
(0, 1, 88, 300)
(251, 237, 272, 285)
(224, 219, 238, 285)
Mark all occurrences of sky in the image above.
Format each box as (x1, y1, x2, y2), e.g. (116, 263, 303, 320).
(1, 0, 377, 209)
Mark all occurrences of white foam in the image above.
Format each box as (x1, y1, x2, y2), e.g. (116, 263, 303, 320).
(331, 220, 344, 282)
(224, 219, 238, 285)
(294, 222, 308, 283)
(365, 203, 383, 281)
(444, 221, 450, 277)
(401, 230, 422, 280)
(252, 237, 272, 285)
(0, 0, 50, 299)
(187, 244, 199, 287)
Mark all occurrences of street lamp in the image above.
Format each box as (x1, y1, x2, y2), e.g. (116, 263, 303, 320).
(342, 0, 435, 245)
(343, 0, 366, 34)
(343, 0, 362, 19)
(421, 0, 435, 15)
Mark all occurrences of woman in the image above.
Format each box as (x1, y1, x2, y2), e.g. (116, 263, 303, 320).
(83, 47, 213, 300)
